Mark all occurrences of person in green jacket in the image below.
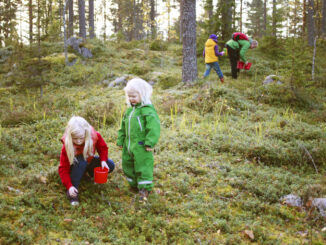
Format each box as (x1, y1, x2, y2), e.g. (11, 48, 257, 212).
(226, 33, 258, 79)
(117, 78, 160, 201)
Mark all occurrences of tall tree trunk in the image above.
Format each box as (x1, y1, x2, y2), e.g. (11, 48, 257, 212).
(204, 0, 213, 33)
(37, 0, 43, 98)
(307, 0, 315, 46)
(89, 0, 95, 38)
(45, 0, 52, 37)
(64, 0, 68, 65)
(68, 0, 73, 37)
(0, 7, 2, 47)
(78, 0, 86, 39)
(135, 0, 144, 40)
(272, 0, 277, 37)
(29, 0, 33, 44)
(240, 0, 243, 32)
(179, 0, 184, 42)
(103, 0, 107, 41)
(116, 0, 122, 34)
(59, 0, 63, 29)
(37, 0, 41, 55)
(132, 0, 136, 40)
(221, 0, 233, 41)
(4, 0, 9, 40)
(182, 0, 197, 83)
(150, 0, 156, 39)
(167, 0, 171, 40)
(263, 0, 267, 35)
(303, 0, 307, 36)
(322, 0, 326, 36)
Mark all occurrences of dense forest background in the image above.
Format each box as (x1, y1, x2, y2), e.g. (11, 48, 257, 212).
(1, 0, 326, 84)
(1, 0, 326, 244)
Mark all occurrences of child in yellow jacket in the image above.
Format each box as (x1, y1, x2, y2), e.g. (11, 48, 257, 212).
(203, 34, 225, 83)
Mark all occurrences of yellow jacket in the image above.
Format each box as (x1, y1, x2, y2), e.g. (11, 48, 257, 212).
(205, 39, 218, 63)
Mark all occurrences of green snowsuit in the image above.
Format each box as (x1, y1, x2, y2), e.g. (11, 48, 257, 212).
(225, 39, 251, 63)
(117, 104, 160, 191)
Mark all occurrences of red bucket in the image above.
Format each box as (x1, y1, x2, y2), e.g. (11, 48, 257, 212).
(94, 167, 108, 184)
(237, 61, 245, 69)
(244, 62, 252, 70)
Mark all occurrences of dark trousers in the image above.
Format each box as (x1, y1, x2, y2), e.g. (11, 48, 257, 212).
(226, 45, 240, 79)
(70, 155, 115, 189)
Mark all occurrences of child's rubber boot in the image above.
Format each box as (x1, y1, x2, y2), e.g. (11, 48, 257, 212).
(220, 77, 224, 83)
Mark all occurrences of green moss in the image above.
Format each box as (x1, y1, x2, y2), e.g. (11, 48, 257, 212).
(0, 40, 326, 244)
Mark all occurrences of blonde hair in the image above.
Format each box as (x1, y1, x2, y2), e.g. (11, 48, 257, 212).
(64, 116, 93, 164)
(251, 40, 258, 48)
(124, 78, 153, 106)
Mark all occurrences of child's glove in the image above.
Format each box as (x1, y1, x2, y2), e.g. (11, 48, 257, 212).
(68, 186, 78, 197)
(221, 51, 225, 56)
(101, 161, 109, 170)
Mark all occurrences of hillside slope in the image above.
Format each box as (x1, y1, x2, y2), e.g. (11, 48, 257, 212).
(0, 40, 326, 244)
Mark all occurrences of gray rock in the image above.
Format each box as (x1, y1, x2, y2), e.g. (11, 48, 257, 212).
(102, 79, 110, 85)
(67, 37, 83, 50)
(280, 194, 302, 207)
(152, 71, 163, 77)
(312, 198, 326, 217)
(148, 80, 155, 86)
(5, 71, 13, 77)
(107, 72, 115, 78)
(80, 47, 93, 58)
(263, 75, 283, 85)
(108, 76, 127, 88)
(0, 47, 13, 63)
(66, 37, 92, 58)
(114, 76, 127, 84)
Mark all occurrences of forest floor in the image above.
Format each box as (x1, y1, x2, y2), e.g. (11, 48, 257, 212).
(0, 40, 326, 244)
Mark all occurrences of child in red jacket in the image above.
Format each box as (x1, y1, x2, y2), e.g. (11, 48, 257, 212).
(58, 116, 115, 205)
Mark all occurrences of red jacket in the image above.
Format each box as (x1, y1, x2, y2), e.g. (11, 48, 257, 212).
(58, 128, 108, 190)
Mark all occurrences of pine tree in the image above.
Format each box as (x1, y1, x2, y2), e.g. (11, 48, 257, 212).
(287, 0, 303, 36)
(263, 0, 267, 35)
(220, 0, 234, 40)
(0, 0, 21, 45)
(110, 0, 134, 40)
(182, 0, 197, 83)
(89, 0, 95, 38)
(203, 0, 213, 34)
(78, 0, 86, 39)
(68, 0, 73, 37)
(322, 0, 326, 36)
(150, 0, 156, 39)
(29, 0, 33, 44)
(246, 0, 265, 37)
(307, 0, 315, 46)
(240, 0, 243, 32)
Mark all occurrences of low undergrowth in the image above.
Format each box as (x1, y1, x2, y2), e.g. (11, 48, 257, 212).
(0, 40, 326, 244)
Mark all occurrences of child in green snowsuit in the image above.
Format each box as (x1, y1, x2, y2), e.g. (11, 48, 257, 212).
(117, 78, 160, 200)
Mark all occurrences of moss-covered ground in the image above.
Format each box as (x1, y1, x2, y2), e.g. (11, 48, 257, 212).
(0, 39, 326, 244)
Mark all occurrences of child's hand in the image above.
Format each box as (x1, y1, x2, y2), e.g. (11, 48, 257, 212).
(101, 161, 109, 170)
(145, 147, 153, 152)
(221, 51, 225, 56)
(119, 146, 123, 149)
(68, 186, 78, 197)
